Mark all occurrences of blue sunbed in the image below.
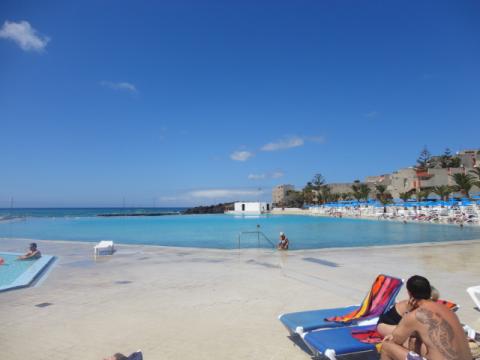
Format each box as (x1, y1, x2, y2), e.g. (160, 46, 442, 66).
(278, 305, 360, 336)
(302, 325, 378, 360)
(278, 274, 403, 336)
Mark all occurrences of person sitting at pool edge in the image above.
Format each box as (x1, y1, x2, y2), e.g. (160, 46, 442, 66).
(278, 232, 289, 250)
(17, 242, 41, 260)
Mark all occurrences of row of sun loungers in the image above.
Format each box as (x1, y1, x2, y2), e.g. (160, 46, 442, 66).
(278, 274, 476, 360)
(310, 203, 480, 225)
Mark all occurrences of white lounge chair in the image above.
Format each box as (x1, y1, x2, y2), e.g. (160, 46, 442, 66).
(467, 285, 480, 310)
(94, 241, 115, 256)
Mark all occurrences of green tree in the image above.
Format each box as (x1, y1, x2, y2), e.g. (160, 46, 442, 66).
(302, 182, 315, 205)
(416, 146, 432, 169)
(433, 185, 453, 201)
(451, 173, 476, 199)
(416, 189, 431, 202)
(440, 148, 452, 168)
(375, 185, 393, 205)
(311, 174, 326, 204)
(469, 167, 480, 183)
(399, 192, 411, 202)
(319, 185, 332, 204)
(341, 192, 353, 201)
(351, 180, 362, 202)
(285, 190, 305, 208)
(359, 183, 371, 202)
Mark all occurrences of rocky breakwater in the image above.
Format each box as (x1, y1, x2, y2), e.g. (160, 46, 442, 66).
(182, 202, 234, 215)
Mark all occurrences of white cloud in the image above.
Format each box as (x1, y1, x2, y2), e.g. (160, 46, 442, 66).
(364, 110, 379, 119)
(271, 171, 284, 179)
(248, 171, 284, 180)
(230, 150, 254, 162)
(189, 189, 263, 199)
(0, 20, 50, 52)
(248, 173, 266, 180)
(100, 81, 138, 93)
(261, 136, 304, 152)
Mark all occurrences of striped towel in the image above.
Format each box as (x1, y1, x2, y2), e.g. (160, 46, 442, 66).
(326, 274, 403, 323)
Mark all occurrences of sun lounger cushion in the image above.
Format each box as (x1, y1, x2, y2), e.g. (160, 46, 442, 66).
(279, 305, 359, 334)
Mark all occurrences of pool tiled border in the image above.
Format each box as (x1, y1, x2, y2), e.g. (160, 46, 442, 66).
(0, 252, 55, 292)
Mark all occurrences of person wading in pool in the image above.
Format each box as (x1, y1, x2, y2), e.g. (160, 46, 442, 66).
(17, 242, 41, 260)
(380, 275, 471, 360)
(277, 232, 289, 250)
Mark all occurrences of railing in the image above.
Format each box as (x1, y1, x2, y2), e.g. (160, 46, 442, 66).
(237, 231, 275, 249)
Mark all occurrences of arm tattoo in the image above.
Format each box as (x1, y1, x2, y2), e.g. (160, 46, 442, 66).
(416, 308, 459, 360)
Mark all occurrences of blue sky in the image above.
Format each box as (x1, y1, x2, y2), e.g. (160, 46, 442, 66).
(1, 1, 479, 207)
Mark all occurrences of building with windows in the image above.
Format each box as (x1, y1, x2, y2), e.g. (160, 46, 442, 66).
(272, 184, 294, 206)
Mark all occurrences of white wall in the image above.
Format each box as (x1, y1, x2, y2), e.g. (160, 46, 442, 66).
(234, 202, 270, 213)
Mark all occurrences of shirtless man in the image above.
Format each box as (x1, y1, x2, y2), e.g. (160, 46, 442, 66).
(381, 275, 471, 360)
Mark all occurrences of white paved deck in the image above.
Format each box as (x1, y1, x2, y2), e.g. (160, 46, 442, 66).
(1, 238, 479, 359)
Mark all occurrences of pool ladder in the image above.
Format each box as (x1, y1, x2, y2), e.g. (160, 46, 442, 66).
(237, 231, 275, 249)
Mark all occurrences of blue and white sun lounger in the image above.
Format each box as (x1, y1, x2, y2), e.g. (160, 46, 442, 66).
(278, 274, 403, 336)
(278, 305, 361, 336)
(302, 325, 377, 360)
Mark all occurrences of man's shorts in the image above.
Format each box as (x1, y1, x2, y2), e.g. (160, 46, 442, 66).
(406, 351, 427, 360)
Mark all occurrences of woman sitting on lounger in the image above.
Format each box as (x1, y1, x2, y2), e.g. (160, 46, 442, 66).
(377, 282, 439, 337)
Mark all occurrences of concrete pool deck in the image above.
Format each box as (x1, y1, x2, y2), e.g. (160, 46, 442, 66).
(1, 238, 480, 360)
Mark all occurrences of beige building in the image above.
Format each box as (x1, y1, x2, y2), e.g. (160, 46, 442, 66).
(272, 184, 294, 206)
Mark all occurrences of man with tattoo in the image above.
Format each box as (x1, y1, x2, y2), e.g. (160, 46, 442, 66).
(381, 275, 471, 360)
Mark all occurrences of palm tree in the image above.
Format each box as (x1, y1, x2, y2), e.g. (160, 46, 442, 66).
(451, 173, 476, 199)
(399, 192, 411, 202)
(375, 185, 393, 205)
(359, 183, 371, 202)
(351, 180, 362, 202)
(470, 167, 480, 179)
(433, 185, 453, 201)
(469, 168, 480, 189)
(416, 189, 431, 202)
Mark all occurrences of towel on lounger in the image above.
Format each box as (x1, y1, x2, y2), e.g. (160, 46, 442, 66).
(326, 275, 403, 323)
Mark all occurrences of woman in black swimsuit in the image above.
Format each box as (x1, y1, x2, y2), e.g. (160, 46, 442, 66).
(377, 286, 439, 337)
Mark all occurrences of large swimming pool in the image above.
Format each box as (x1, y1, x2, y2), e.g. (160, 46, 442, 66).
(1, 214, 480, 249)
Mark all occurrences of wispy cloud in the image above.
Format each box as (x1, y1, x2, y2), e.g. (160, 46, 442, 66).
(230, 150, 254, 162)
(248, 171, 284, 180)
(189, 188, 263, 199)
(248, 173, 266, 180)
(261, 136, 304, 152)
(364, 110, 379, 119)
(100, 81, 138, 93)
(271, 171, 284, 178)
(0, 20, 50, 52)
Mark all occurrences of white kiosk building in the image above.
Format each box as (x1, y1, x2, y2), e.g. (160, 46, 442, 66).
(226, 202, 271, 215)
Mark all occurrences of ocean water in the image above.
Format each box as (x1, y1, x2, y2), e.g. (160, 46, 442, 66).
(0, 209, 480, 249)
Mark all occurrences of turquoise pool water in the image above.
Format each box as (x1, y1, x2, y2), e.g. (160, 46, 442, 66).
(1, 214, 480, 249)
(0, 253, 38, 287)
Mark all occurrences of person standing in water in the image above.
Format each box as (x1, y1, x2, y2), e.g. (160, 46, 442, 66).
(277, 232, 289, 250)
